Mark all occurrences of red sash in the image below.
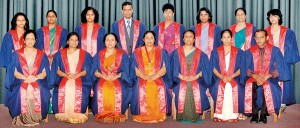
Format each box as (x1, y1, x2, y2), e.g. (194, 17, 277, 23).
(157, 21, 181, 49)
(265, 26, 287, 56)
(97, 48, 123, 114)
(229, 23, 253, 50)
(118, 18, 140, 54)
(18, 48, 43, 114)
(215, 46, 239, 114)
(81, 23, 101, 57)
(135, 46, 166, 115)
(195, 23, 216, 59)
(244, 44, 275, 114)
(9, 30, 24, 51)
(42, 25, 62, 58)
(177, 47, 202, 113)
(58, 49, 86, 113)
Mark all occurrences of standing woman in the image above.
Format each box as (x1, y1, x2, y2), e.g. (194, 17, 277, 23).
(1, 12, 30, 108)
(91, 33, 131, 123)
(130, 31, 172, 123)
(75, 7, 106, 57)
(5, 30, 51, 126)
(153, 3, 185, 55)
(210, 29, 244, 122)
(265, 9, 300, 115)
(229, 8, 256, 51)
(171, 30, 210, 123)
(51, 32, 92, 123)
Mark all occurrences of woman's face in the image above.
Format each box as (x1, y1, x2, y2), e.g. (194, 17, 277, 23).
(221, 31, 232, 46)
(143, 32, 155, 47)
(16, 15, 26, 29)
(24, 33, 36, 48)
(46, 12, 57, 24)
(68, 35, 79, 48)
(86, 10, 95, 23)
(269, 14, 280, 25)
(105, 34, 117, 49)
(236, 10, 246, 22)
(183, 31, 195, 46)
(163, 9, 174, 21)
(199, 11, 209, 23)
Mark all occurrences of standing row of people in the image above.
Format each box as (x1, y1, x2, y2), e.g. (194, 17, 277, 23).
(1, 1, 299, 126)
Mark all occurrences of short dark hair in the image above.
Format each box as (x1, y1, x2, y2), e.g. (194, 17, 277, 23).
(221, 29, 232, 37)
(65, 32, 79, 48)
(80, 7, 99, 23)
(103, 33, 119, 43)
(255, 29, 268, 37)
(196, 7, 212, 23)
(23, 30, 36, 40)
(122, 1, 132, 10)
(46, 10, 57, 17)
(162, 3, 175, 13)
(11, 12, 30, 30)
(235, 7, 246, 16)
(267, 9, 283, 25)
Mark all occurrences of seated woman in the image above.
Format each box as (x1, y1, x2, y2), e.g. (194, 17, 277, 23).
(5, 30, 51, 126)
(51, 32, 92, 124)
(210, 29, 244, 122)
(130, 31, 172, 123)
(91, 33, 131, 123)
(171, 30, 210, 124)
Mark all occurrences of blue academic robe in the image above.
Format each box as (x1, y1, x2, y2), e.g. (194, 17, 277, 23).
(91, 50, 132, 114)
(5, 50, 51, 119)
(279, 29, 300, 105)
(190, 24, 223, 51)
(171, 48, 211, 113)
(0, 32, 19, 68)
(130, 48, 172, 115)
(50, 49, 93, 114)
(210, 46, 246, 114)
(153, 22, 186, 47)
(111, 18, 147, 55)
(35, 26, 68, 50)
(75, 24, 107, 52)
(245, 45, 289, 115)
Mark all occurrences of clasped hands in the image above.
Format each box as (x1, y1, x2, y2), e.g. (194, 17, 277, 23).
(252, 74, 272, 86)
(24, 75, 38, 83)
(178, 73, 201, 82)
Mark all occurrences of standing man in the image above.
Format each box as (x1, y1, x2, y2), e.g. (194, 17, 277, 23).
(111, 1, 147, 56)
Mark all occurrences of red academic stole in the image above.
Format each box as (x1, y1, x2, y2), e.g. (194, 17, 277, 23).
(97, 48, 123, 114)
(81, 23, 101, 57)
(244, 44, 275, 114)
(157, 21, 181, 49)
(118, 18, 140, 54)
(265, 26, 287, 56)
(229, 23, 253, 50)
(135, 46, 166, 115)
(9, 30, 24, 51)
(58, 49, 86, 113)
(215, 46, 239, 114)
(195, 23, 216, 59)
(18, 48, 43, 114)
(42, 25, 63, 58)
(177, 47, 202, 113)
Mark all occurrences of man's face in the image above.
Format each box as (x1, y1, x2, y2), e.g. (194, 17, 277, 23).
(255, 31, 268, 48)
(122, 5, 133, 19)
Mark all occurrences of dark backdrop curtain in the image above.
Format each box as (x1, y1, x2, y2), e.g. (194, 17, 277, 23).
(0, 0, 299, 103)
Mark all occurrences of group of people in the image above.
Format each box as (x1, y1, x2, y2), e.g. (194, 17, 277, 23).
(0, 1, 299, 127)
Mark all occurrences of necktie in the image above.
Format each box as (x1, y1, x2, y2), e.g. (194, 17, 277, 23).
(127, 21, 131, 37)
(259, 48, 265, 71)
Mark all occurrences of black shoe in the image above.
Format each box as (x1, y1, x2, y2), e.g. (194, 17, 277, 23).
(250, 115, 259, 123)
(259, 115, 267, 124)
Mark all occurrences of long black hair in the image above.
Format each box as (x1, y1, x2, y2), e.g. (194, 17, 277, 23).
(196, 7, 213, 23)
(11, 12, 29, 30)
(80, 7, 99, 23)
